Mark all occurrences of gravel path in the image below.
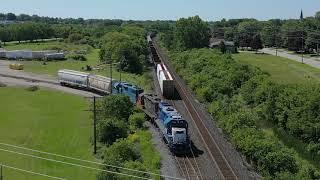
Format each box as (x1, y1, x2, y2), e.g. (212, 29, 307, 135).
(261, 48, 320, 69)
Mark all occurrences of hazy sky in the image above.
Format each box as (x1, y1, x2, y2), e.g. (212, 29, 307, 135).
(2, 0, 320, 21)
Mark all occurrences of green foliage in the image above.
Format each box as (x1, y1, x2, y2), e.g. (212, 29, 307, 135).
(97, 118, 128, 145)
(98, 139, 142, 180)
(67, 33, 84, 43)
(129, 113, 146, 130)
(175, 16, 210, 50)
(166, 47, 320, 178)
(99, 26, 147, 74)
(67, 53, 87, 61)
(97, 95, 134, 121)
(251, 34, 263, 51)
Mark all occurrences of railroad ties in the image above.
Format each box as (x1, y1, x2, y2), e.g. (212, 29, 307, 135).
(151, 38, 238, 180)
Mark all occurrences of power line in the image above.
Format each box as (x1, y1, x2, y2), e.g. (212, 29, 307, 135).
(0, 148, 150, 180)
(0, 163, 66, 180)
(0, 142, 183, 180)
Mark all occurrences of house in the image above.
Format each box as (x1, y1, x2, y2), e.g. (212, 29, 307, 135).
(209, 38, 237, 53)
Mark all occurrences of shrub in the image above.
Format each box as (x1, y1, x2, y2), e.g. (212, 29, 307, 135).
(26, 86, 39, 92)
(129, 113, 145, 130)
(67, 54, 87, 61)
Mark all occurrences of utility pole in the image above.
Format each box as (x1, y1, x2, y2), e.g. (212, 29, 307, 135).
(1, 164, 3, 180)
(302, 35, 304, 64)
(317, 44, 319, 57)
(110, 62, 113, 95)
(93, 96, 97, 154)
(84, 96, 104, 154)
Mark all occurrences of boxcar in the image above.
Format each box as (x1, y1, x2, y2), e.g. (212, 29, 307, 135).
(157, 63, 175, 99)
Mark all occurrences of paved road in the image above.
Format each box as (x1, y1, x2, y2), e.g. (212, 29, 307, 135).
(0, 60, 98, 97)
(261, 48, 320, 69)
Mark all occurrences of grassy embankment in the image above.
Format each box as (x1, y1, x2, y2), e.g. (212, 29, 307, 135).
(0, 87, 96, 180)
(234, 53, 320, 84)
(3, 41, 152, 91)
(234, 52, 320, 168)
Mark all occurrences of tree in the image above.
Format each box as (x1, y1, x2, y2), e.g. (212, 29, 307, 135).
(6, 13, 16, 21)
(99, 28, 146, 74)
(68, 33, 84, 43)
(175, 16, 210, 49)
(316, 11, 320, 20)
(219, 41, 226, 54)
(97, 118, 128, 145)
(96, 95, 134, 121)
(236, 20, 262, 48)
(281, 20, 305, 51)
(98, 139, 141, 180)
(251, 34, 263, 52)
(261, 22, 281, 47)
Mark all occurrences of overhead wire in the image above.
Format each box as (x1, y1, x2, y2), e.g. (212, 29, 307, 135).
(0, 142, 183, 179)
(0, 148, 151, 180)
(0, 163, 66, 180)
(0, 142, 184, 180)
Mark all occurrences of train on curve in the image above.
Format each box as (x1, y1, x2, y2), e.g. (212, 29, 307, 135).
(58, 69, 190, 154)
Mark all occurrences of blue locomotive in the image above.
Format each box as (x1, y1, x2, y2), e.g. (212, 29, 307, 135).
(112, 82, 144, 103)
(139, 94, 190, 154)
(112, 82, 190, 154)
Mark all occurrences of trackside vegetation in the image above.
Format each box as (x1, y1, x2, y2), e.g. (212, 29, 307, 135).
(95, 95, 161, 180)
(168, 48, 320, 179)
(158, 15, 320, 179)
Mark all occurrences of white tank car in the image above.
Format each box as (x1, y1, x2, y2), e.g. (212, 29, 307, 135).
(157, 63, 175, 99)
(58, 69, 89, 88)
(88, 75, 112, 94)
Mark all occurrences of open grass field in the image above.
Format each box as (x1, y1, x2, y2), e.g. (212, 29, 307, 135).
(234, 52, 320, 84)
(0, 87, 96, 180)
(3, 41, 153, 91)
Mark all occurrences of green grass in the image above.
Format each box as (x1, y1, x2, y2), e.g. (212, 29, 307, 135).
(0, 87, 96, 180)
(3, 41, 91, 52)
(128, 131, 161, 180)
(233, 52, 320, 84)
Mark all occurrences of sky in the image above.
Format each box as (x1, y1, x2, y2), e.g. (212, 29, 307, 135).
(2, 0, 320, 21)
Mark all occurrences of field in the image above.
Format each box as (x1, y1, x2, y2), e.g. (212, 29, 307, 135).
(3, 41, 153, 91)
(0, 87, 96, 180)
(234, 52, 320, 84)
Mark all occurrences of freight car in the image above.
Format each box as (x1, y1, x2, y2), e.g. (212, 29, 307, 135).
(58, 69, 112, 94)
(147, 35, 161, 65)
(157, 63, 175, 99)
(58, 69, 90, 88)
(138, 93, 190, 153)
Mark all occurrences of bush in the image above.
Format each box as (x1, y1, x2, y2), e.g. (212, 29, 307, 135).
(26, 86, 39, 92)
(67, 54, 87, 61)
(97, 118, 128, 145)
(129, 113, 145, 130)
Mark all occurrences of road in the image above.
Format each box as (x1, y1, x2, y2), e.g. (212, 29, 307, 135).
(0, 60, 98, 97)
(261, 48, 320, 69)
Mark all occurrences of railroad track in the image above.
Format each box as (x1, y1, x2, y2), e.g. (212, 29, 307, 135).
(153, 41, 238, 180)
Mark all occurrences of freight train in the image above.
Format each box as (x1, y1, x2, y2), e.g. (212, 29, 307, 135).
(138, 94, 190, 153)
(58, 69, 190, 153)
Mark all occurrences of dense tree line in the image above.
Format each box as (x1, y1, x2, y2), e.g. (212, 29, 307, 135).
(168, 48, 320, 179)
(211, 11, 320, 52)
